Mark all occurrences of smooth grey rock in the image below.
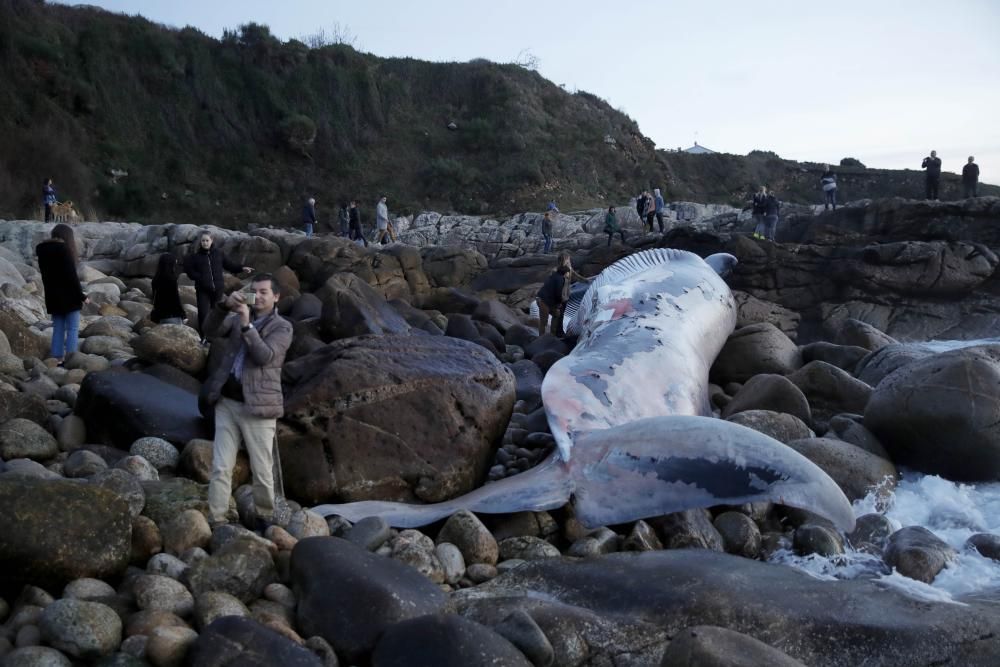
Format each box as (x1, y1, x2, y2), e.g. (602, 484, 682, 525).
(884, 526, 957, 584)
(38, 599, 122, 660)
(436, 510, 499, 566)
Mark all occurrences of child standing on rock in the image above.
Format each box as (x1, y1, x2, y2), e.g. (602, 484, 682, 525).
(36, 223, 88, 364)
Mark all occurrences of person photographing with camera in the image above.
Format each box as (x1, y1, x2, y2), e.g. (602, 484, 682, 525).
(200, 274, 293, 531)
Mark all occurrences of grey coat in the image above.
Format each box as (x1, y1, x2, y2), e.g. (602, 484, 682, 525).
(200, 305, 293, 419)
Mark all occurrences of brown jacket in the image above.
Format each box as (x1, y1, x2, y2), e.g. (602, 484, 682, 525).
(200, 305, 293, 419)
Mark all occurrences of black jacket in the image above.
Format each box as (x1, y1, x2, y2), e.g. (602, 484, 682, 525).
(36, 239, 86, 316)
(751, 193, 767, 215)
(183, 247, 242, 301)
(963, 163, 980, 184)
(302, 202, 317, 225)
(764, 194, 781, 216)
(922, 156, 942, 177)
(150, 274, 185, 322)
(537, 268, 569, 308)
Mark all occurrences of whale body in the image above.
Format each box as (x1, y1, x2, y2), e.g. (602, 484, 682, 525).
(314, 249, 856, 531)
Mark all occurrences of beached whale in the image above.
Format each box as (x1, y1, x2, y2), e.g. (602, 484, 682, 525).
(314, 249, 856, 531)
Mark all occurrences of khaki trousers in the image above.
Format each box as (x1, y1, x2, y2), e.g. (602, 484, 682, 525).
(208, 397, 277, 522)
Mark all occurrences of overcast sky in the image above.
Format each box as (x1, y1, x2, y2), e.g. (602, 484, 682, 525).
(55, 0, 1000, 185)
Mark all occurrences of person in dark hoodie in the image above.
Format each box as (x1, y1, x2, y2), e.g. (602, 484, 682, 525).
(302, 197, 317, 237)
(183, 231, 252, 340)
(348, 200, 368, 246)
(820, 165, 838, 210)
(36, 223, 87, 363)
(150, 253, 186, 325)
(338, 202, 350, 237)
(536, 264, 570, 337)
(963, 156, 980, 198)
(922, 150, 942, 200)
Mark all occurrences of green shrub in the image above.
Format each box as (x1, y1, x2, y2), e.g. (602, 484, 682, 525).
(279, 114, 317, 155)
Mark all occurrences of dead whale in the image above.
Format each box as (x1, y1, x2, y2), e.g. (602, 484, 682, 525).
(314, 249, 856, 531)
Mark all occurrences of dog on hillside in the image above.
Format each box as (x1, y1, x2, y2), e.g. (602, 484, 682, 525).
(52, 201, 80, 222)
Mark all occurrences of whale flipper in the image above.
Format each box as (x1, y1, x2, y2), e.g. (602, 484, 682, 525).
(569, 416, 856, 532)
(313, 455, 573, 529)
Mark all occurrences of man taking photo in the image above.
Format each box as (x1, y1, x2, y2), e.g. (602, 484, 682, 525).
(200, 273, 293, 531)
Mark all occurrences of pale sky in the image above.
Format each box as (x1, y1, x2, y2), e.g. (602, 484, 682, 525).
(55, 0, 1000, 184)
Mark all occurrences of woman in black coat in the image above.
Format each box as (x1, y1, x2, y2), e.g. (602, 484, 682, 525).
(182, 231, 251, 338)
(150, 253, 186, 324)
(36, 223, 87, 362)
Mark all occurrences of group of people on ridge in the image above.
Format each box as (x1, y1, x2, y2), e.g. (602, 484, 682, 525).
(301, 196, 395, 245)
(921, 151, 980, 200)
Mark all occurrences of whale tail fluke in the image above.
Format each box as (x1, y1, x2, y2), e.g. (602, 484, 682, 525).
(312, 455, 574, 529)
(569, 416, 856, 532)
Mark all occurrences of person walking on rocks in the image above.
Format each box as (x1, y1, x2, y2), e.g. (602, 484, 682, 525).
(150, 253, 185, 325)
(541, 211, 554, 253)
(604, 206, 626, 246)
(963, 156, 980, 198)
(820, 165, 838, 210)
(761, 190, 781, 241)
(302, 197, 317, 237)
(42, 178, 57, 222)
(201, 273, 293, 531)
(635, 191, 648, 231)
(184, 231, 253, 341)
(922, 150, 942, 200)
(643, 190, 656, 232)
(374, 195, 395, 244)
(338, 202, 350, 237)
(653, 188, 666, 232)
(36, 223, 88, 363)
(750, 186, 768, 239)
(348, 200, 368, 246)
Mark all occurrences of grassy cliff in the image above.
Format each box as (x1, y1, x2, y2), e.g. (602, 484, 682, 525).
(0, 0, 994, 226)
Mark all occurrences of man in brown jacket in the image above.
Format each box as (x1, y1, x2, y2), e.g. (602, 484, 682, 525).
(200, 273, 293, 529)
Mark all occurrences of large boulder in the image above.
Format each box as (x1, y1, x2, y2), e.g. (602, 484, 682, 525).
(420, 246, 488, 288)
(884, 526, 957, 584)
(786, 361, 872, 427)
(0, 309, 48, 358)
(865, 345, 1000, 480)
(187, 616, 323, 667)
(316, 272, 411, 341)
(291, 537, 446, 663)
(0, 390, 49, 425)
(711, 323, 802, 383)
(281, 335, 515, 503)
(720, 374, 811, 424)
(854, 342, 941, 387)
(75, 370, 211, 448)
(131, 323, 207, 375)
(183, 537, 276, 604)
(785, 437, 897, 502)
(0, 479, 131, 589)
(455, 549, 1000, 666)
(660, 625, 807, 667)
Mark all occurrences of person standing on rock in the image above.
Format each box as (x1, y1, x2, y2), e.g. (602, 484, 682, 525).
(36, 223, 88, 364)
(302, 197, 317, 237)
(643, 190, 656, 232)
(540, 211, 554, 253)
(374, 195, 392, 244)
(338, 202, 350, 237)
(922, 150, 942, 200)
(201, 273, 293, 531)
(348, 200, 368, 246)
(820, 165, 838, 210)
(604, 206, 626, 246)
(150, 253, 185, 325)
(42, 178, 57, 222)
(183, 231, 253, 342)
(635, 191, 647, 231)
(750, 186, 768, 239)
(963, 156, 980, 198)
(653, 188, 666, 232)
(536, 264, 570, 337)
(762, 190, 781, 241)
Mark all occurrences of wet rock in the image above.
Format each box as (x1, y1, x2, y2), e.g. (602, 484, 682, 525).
(966, 533, 1000, 561)
(848, 514, 895, 554)
(622, 520, 663, 552)
(720, 374, 812, 424)
(291, 537, 445, 663)
(793, 523, 844, 557)
(884, 526, 956, 584)
(187, 616, 322, 667)
(725, 409, 814, 444)
(713, 512, 762, 558)
(825, 414, 891, 460)
(651, 509, 724, 551)
(498, 536, 560, 561)
(785, 437, 897, 502)
(786, 361, 872, 427)
(712, 323, 802, 383)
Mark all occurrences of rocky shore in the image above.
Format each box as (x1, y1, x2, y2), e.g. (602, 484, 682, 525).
(2, 197, 1000, 666)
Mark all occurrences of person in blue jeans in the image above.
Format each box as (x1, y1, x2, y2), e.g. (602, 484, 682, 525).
(653, 188, 665, 232)
(43, 178, 57, 222)
(36, 224, 88, 363)
(541, 212, 553, 253)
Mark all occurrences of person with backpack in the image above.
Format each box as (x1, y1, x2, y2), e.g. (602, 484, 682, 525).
(604, 206, 626, 246)
(820, 165, 838, 210)
(150, 253, 186, 325)
(761, 190, 781, 241)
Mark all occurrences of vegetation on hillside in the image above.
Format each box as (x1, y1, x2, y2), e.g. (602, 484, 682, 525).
(0, 0, 993, 226)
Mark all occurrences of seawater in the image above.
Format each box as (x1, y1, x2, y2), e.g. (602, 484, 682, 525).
(770, 472, 1000, 603)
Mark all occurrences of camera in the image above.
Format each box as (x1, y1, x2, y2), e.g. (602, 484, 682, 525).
(244, 292, 256, 306)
